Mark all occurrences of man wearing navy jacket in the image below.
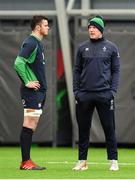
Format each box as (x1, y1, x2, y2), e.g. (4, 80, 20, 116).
(73, 15, 120, 171)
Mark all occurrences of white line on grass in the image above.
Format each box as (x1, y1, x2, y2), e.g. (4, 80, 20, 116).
(2, 179, 135, 180)
(45, 161, 135, 166)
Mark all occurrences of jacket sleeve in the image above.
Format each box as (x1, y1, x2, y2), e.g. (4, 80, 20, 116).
(14, 56, 38, 85)
(14, 41, 38, 85)
(73, 46, 83, 97)
(110, 46, 120, 93)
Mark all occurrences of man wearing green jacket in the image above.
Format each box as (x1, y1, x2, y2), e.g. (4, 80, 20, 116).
(14, 15, 49, 170)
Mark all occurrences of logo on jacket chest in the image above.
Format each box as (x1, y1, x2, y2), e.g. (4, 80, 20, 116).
(102, 46, 107, 52)
(85, 47, 89, 51)
(84, 46, 108, 56)
(85, 46, 107, 52)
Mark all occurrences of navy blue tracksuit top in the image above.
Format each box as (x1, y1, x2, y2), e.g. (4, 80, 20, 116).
(17, 35, 47, 92)
(73, 37, 120, 97)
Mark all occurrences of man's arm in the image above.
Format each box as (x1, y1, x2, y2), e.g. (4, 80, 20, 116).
(73, 46, 83, 97)
(14, 41, 39, 88)
(110, 47, 120, 94)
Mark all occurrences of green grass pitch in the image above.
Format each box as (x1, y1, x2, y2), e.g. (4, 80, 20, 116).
(0, 146, 135, 179)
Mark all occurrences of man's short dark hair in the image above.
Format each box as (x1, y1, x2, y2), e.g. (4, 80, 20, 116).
(31, 15, 48, 30)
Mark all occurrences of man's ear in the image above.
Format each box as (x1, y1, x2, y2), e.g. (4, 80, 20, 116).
(35, 24, 41, 31)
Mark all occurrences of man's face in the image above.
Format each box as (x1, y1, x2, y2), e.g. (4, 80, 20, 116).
(39, 19, 49, 36)
(88, 25, 102, 39)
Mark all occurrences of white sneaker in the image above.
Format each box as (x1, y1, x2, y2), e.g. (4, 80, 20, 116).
(72, 160, 88, 171)
(109, 160, 119, 171)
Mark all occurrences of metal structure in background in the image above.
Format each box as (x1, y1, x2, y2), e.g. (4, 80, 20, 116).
(66, 0, 135, 16)
(1, 0, 135, 145)
(55, 0, 76, 147)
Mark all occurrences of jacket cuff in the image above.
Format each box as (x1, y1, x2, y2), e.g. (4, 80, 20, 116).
(111, 90, 116, 97)
(74, 91, 79, 97)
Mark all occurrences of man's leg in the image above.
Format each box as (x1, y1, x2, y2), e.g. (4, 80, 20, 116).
(96, 98, 119, 170)
(20, 113, 40, 162)
(20, 109, 46, 170)
(73, 100, 94, 170)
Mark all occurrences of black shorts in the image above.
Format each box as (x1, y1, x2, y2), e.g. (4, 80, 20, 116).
(20, 86, 46, 109)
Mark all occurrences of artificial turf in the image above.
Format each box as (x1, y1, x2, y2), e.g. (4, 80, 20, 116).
(0, 146, 135, 179)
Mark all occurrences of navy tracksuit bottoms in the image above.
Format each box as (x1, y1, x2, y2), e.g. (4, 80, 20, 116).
(76, 92, 118, 160)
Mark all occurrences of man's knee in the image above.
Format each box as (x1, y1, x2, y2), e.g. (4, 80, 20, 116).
(24, 109, 42, 117)
(23, 109, 42, 130)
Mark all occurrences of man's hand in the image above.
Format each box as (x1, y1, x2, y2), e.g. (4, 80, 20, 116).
(25, 81, 40, 90)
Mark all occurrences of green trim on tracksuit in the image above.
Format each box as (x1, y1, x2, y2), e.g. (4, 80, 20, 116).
(14, 45, 38, 85)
